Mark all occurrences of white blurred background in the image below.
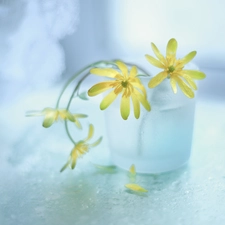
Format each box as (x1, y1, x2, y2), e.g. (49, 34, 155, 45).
(63, 0, 225, 69)
(0, 1, 225, 224)
(0, 0, 224, 103)
(62, 0, 225, 102)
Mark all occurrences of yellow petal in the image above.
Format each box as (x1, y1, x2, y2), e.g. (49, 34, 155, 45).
(25, 110, 44, 117)
(90, 68, 119, 78)
(114, 85, 123, 95)
(148, 71, 167, 88)
(88, 81, 113, 96)
(77, 144, 89, 155)
(73, 114, 87, 129)
(71, 146, 78, 158)
(145, 55, 165, 69)
(58, 109, 67, 119)
(116, 61, 128, 78)
(85, 124, 94, 141)
(42, 110, 57, 128)
(170, 78, 177, 93)
(100, 90, 118, 110)
(129, 66, 138, 77)
(90, 136, 103, 147)
(66, 112, 75, 122)
(166, 38, 177, 57)
(133, 89, 151, 111)
(182, 70, 206, 80)
(59, 110, 75, 122)
(60, 160, 70, 172)
(120, 96, 130, 120)
(129, 164, 136, 176)
(125, 183, 148, 193)
(42, 107, 57, 115)
(180, 51, 197, 65)
(132, 80, 147, 97)
(73, 114, 88, 118)
(174, 76, 195, 98)
(151, 42, 166, 64)
(71, 158, 77, 169)
(131, 94, 140, 119)
(74, 119, 82, 129)
(43, 107, 55, 112)
(179, 73, 197, 90)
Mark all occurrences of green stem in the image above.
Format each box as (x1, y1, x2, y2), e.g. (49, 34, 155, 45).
(65, 72, 90, 144)
(59, 60, 117, 144)
(58, 59, 148, 145)
(125, 62, 151, 77)
(55, 60, 116, 108)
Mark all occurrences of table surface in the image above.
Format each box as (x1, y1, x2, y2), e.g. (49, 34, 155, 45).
(0, 72, 225, 225)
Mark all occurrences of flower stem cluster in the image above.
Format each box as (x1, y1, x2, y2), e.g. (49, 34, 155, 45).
(27, 38, 206, 172)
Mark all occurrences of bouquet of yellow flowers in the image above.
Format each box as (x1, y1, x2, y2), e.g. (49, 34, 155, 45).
(27, 38, 206, 176)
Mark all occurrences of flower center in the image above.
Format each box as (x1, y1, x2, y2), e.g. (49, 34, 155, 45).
(121, 80, 128, 88)
(168, 65, 175, 73)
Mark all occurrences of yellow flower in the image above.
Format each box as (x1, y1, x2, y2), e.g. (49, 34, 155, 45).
(145, 38, 206, 98)
(88, 61, 151, 120)
(26, 107, 87, 128)
(60, 124, 102, 172)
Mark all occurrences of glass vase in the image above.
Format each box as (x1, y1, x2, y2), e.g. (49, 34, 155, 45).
(104, 78, 196, 174)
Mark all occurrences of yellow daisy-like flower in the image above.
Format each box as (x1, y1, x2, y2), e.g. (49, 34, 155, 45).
(60, 124, 102, 172)
(26, 107, 87, 128)
(88, 61, 151, 120)
(145, 38, 206, 98)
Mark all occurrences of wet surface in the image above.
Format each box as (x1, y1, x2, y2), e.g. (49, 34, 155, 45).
(0, 80, 225, 225)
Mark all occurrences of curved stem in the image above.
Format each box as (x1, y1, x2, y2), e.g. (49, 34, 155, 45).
(55, 60, 116, 108)
(65, 72, 90, 144)
(59, 59, 148, 145)
(125, 62, 151, 76)
(61, 60, 117, 144)
(65, 120, 76, 145)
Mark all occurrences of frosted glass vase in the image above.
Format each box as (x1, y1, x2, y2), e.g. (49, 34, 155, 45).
(104, 79, 196, 174)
